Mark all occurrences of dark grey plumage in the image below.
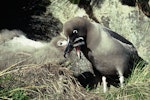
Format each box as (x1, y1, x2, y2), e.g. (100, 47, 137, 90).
(63, 17, 146, 92)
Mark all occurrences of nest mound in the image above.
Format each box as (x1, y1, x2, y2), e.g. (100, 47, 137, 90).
(0, 62, 101, 100)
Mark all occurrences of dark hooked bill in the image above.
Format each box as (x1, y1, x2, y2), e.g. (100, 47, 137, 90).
(64, 42, 73, 58)
(64, 37, 85, 58)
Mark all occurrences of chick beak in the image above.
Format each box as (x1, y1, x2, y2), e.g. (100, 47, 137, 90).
(75, 46, 81, 59)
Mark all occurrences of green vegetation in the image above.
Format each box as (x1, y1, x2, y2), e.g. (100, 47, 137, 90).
(103, 64, 150, 100)
(0, 75, 29, 100)
(69, 0, 80, 4)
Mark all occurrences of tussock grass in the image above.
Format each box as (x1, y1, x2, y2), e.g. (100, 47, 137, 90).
(0, 62, 100, 100)
(0, 58, 149, 100)
(101, 63, 150, 100)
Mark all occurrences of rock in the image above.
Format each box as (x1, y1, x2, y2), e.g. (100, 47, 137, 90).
(0, 0, 63, 41)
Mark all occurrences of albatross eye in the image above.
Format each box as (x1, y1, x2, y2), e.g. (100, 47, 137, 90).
(73, 30, 78, 34)
(69, 29, 78, 38)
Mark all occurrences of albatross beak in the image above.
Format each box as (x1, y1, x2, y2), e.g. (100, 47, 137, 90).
(64, 38, 73, 58)
(73, 37, 85, 59)
(64, 43, 73, 58)
(64, 37, 85, 59)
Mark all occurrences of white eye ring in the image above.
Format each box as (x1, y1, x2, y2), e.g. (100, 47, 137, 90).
(73, 30, 78, 34)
